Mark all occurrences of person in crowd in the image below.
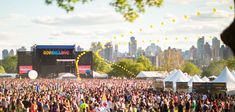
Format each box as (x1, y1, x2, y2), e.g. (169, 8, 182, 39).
(0, 78, 234, 112)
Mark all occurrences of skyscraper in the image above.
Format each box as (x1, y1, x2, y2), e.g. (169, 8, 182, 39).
(212, 37, 220, 60)
(204, 42, 212, 66)
(189, 45, 197, 61)
(145, 43, 161, 56)
(2, 49, 9, 59)
(17, 46, 27, 52)
(128, 36, 137, 57)
(104, 42, 113, 61)
(197, 37, 205, 66)
(8, 49, 14, 57)
(113, 44, 119, 62)
(77, 45, 84, 51)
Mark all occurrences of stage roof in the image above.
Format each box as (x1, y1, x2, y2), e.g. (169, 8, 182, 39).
(36, 45, 75, 49)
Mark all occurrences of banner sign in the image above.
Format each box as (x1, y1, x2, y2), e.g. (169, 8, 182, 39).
(78, 65, 91, 74)
(165, 81, 173, 88)
(43, 50, 70, 55)
(19, 66, 33, 74)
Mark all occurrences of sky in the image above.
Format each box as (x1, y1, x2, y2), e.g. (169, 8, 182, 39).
(0, 0, 234, 59)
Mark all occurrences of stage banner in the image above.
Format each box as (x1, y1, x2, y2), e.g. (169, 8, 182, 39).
(78, 65, 91, 74)
(19, 66, 33, 74)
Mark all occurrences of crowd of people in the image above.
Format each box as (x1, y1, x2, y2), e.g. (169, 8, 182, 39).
(0, 78, 234, 112)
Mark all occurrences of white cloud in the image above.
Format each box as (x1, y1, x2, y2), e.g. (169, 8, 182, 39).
(169, 0, 195, 5)
(32, 12, 124, 26)
(190, 10, 233, 21)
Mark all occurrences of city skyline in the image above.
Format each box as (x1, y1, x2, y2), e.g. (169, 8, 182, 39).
(0, 0, 234, 59)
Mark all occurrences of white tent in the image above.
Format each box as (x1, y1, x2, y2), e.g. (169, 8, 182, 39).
(136, 71, 160, 78)
(213, 67, 235, 92)
(167, 70, 190, 82)
(232, 70, 235, 78)
(201, 76, 210, 82)
(188, 75, 203, 87)
(194, 75, 202, 81)
(166, 70, 190, 91)
(93, 71, 108, 78)
(57, 73, 77, 79)
(164, 69, 178, 81)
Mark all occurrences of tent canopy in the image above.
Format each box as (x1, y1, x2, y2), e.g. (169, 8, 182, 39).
(188, 75, 203, 86)
(57, 73, 76, 79)
(213, 67, 235, 91)
(167, 70, 190, 82)
(164, 69, 178, 81)
(201, 76, 210, 82)
(93, 71, 108, 78)
(137, 71, 165, 78)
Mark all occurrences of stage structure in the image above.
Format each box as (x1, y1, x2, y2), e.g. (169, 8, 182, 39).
(17, 45, 93, 78)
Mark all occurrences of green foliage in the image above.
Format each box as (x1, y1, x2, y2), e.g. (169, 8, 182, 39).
(93, 52, 111, 73)
(136, 55, 154, 70)
(182, 62, 202, 75)
(2, 56, 17, 73)
(109, 55, 154, 77)
(45, 0, 163, 22)
(0, 66, 5, 73)
(109, 59, 135, 77)
(202, 60, 227, 77)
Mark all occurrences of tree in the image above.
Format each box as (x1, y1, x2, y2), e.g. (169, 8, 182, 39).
(202, 60, 227, 77)
(45, 0, 163, 22)
(2, 56, 18, 73)
(109, 59, 135, 77)
(93, 52, 111, 73)
(0, 66, 5, 73)
(136, 55, 154, 71)
(182, 62, 201, 75)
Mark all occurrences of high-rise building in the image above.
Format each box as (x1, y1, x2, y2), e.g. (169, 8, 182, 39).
(128, 36, 137, 57)
(145, 43, 161, 56)
(147, 56, 159, 67)
(104, 42, 113, 61)
(8, 49, 14, 57)
(17, 46, 27, 52)
(189, 45, 197, 61)
(221, 46, 233, 59)
(137, 47, 145, 57)
(113, 44, 119, 62)
(90, 42, 104, 57)
(197, 37, 205, 66)
(183, 50, 190, 60)
(212, 37, 220, 60)
(2, 49, 9, 59)
(204, 42, 212, 66)
(77, 45, 84, 51)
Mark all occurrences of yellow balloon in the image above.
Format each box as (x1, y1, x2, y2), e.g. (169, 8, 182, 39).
(150, 25, 154, 28)
(139, 28, 143, 32)
(176, 37, 178, 40)
(184, 15, 189, 20)
(185, 37, 188, 40)
(161, 22, 164, 26)
(213, 8, 216, 13)
(113, 36, 117, 39)
(130, 31, 133, 34)
(230, 6, 234, 10)
(172, 19, 176, 23)
(197, 11, 201, 16)
(130, 42, 132, 45)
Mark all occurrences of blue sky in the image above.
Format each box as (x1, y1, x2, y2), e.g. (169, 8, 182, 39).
(0, 0, 234, 59)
